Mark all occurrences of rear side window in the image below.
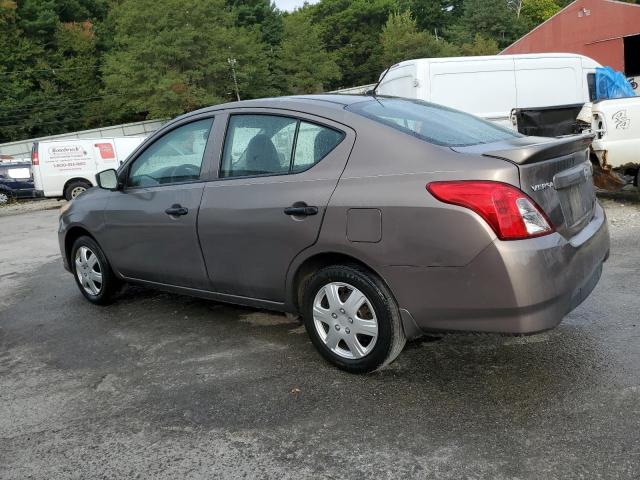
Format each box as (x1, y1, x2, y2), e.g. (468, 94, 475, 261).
(347, 98, 521, 147)
(221, 114, 344, 178)
(292, 122, 344, 173)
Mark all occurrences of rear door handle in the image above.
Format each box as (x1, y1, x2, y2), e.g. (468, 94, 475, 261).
(284, 205, 318, 216)
(165, 204, 189, 216)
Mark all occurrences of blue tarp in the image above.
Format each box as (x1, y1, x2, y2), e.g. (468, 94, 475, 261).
(595, 66, 635, 100)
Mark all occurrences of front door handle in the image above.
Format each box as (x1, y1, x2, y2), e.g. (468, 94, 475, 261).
(165, 204, 189, 216)
(284, 204, 318, 216)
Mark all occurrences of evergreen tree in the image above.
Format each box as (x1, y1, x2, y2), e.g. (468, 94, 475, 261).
(447, 0, 524, 48)
(380, 10, 459, 66)
(309, 0, 398, 88)
(100, 0, 274, 122)
(279, 11, 340, 94)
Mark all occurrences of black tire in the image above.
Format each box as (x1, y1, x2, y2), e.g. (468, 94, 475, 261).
(301, 264, 406, 373)
(70, 236, 120, 305)
(64, 180, 91, 201)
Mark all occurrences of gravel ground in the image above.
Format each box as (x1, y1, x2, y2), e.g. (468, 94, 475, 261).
(0, 198, 64, 217)
(0, 197, 639, 479)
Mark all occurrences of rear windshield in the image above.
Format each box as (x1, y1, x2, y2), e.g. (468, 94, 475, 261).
(346, 97, 521, 147)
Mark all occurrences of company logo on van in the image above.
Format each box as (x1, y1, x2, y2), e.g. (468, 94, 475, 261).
(48, 145, 88, 158)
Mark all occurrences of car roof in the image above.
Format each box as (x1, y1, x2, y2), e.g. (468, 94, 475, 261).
(179, 94, 373, 120)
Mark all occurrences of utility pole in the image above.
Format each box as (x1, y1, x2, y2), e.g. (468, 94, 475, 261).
(227, 57, 240, 102)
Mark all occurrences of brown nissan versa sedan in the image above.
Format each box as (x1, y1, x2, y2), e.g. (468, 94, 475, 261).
(58, 95, 610, 373)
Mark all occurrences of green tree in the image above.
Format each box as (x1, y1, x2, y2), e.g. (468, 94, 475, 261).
(308, 0, 398, 88)
(380, 10, 459, 66)
(447, 0, 523, 49)
(520, 0, 560, 29)
(0, 0, 111, 141)
(397, 0, 464, 34)
(279, 12, 340, 94)
(101, 0, 274, 122)
(459, 33, 499, 56)
(227, 0, 284, 46)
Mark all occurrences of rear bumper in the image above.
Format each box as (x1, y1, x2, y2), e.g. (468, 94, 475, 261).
(383, 202, 610, 336)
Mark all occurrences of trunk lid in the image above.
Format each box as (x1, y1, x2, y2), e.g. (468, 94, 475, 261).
(452, 134, 596, 239)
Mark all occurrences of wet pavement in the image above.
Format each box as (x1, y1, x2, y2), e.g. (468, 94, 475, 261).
(1, 198, 639, 479)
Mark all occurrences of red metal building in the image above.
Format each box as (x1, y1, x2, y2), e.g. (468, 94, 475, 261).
(502, 0, 640, 78)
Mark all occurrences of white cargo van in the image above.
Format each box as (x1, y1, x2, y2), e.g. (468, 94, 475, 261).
(32, 137, 145, 200)
(377, 53, 601, 127)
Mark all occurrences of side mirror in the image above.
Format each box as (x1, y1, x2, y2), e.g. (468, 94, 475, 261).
(96, 169, 119, 190)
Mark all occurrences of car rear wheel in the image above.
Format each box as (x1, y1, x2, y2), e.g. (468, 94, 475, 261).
(71, 236, 120, 305)
(302, 265, 406, 373)
(0, 191, 9, 205)
(65, 180, 91, 201)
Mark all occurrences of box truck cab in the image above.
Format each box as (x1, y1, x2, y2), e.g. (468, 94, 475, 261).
(377, 53, 601, 127)
(32, 137, 145, 200)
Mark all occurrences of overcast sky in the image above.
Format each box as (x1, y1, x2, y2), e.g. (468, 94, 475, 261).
(274, 0, 320, 12)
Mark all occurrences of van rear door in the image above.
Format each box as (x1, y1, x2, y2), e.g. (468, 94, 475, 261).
(31, 143, 43, 192)
(514, 56, 583, 108)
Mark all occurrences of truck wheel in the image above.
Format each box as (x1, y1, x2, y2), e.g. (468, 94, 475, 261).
(301, 264, 406, 373)
(65, 180, 91, 201)
(0, 191, 9, 205)
(71, 236, 120, 305)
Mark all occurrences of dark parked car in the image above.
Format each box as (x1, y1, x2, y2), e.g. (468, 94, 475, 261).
(0, 161, 38, 204)
(58, 95, 610, 373)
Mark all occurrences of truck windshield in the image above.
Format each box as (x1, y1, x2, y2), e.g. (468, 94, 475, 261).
(346, 97, 521, 147)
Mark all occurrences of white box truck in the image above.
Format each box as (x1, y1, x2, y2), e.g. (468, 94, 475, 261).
(32, 137, 145, 200)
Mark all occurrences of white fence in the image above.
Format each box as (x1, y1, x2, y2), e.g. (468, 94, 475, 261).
(0, 119, 166, 161)
(331, 84, 375, 95)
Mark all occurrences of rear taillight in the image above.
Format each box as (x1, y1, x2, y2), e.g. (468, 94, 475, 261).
(31, 149, 39, 166)
(427, 181, 554, 240)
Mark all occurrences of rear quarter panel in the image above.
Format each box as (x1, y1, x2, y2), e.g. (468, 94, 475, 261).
(308, 119, 520, 269)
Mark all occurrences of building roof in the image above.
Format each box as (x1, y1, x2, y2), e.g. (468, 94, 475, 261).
(500, 0, 640, 54)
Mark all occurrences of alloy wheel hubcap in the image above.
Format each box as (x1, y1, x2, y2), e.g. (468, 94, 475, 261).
(0, 193, 8, 204)
(313, 282, 378, 359)
(75, 246, 103, 296)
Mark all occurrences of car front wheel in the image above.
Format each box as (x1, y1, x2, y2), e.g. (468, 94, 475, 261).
(71, 236, 120, 305)
(302, 265, 406, 373)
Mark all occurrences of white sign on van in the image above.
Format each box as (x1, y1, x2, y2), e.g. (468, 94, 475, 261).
(47, 145, 91, 171)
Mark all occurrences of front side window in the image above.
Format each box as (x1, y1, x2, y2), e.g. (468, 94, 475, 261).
(347, 98, 521, 147)
(128, 118, 213, 187)
(221, 114, 344, 178)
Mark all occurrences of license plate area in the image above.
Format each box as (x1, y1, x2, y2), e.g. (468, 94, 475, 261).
(554, 162, 595, 230)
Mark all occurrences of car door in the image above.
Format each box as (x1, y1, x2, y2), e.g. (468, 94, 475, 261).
(198, 111, 355, 302)
(101, 115, 215, 289)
